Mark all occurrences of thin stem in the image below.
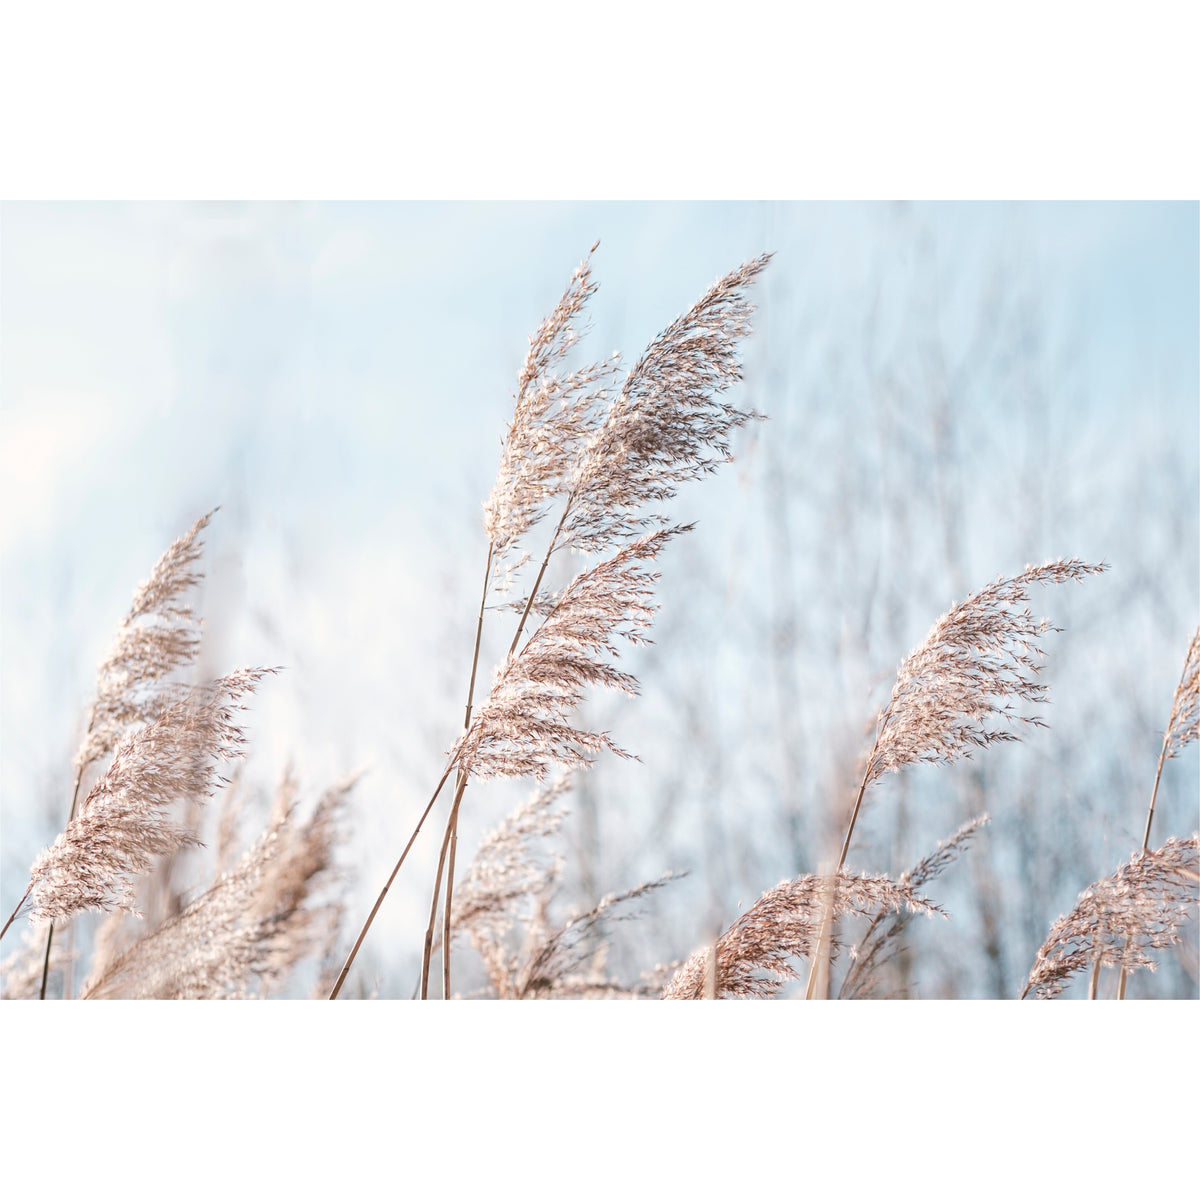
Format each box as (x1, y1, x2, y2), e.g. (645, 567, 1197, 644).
(508, 498, 574, 660)
(1, 885, 33, 942)
(804, 722, 887, 999)
(328, 761, 457, 1000)
(420, 773, 467, 998)
(1140, 736, 1171, 855)
(442, 826, 458, 1000)
(428, 546, 493, 1000)
(1118, 708, 1176, 998)
(464, 547, 494, 733)
(434, 504, 572, 1001)
(1089, 957, 1101, 1000)
(39, 926, 56, 994)
(836, 771, 873, 876)
(38, 764, 85, 998)
(804, 873, 836, 1000)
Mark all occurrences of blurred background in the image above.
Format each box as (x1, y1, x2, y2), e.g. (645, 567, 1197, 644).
(2, 201, 1196, 998)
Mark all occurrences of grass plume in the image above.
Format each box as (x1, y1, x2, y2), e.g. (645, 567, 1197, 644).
(12, 669, 276, 929)
(664, 871, 943, 1000)
(79, 773, 354, 999)
(333, 249, 772, 999)
(1021, 836, 1199, 1000)
(839, 815, 991, 999)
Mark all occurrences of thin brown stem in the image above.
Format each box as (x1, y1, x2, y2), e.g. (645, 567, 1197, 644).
(435, 504, 573, 1000)
(442, 826, 458, 1000)
(421, 772, 467, 998)
(464, 547, 494, 732)
(1, 884, 33, 942)
(1140, 737, 1171, 856)
(38, 764, 86, 998)
(508, 498, 573, 660)
(328, 761, 456, 999)
(430, 546, 493, 999)
(804, 719, 888, 999)
(1119, 702, 1178, 998)
(1089, 957, 1101, 1000)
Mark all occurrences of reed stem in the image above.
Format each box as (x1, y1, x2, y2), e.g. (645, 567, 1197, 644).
(327, 760, 456, 999)
(804, 717, 888, 999)
(37, 764, 86, 997)
(432, 503, 572, 999)
(1, 885, 33, 942)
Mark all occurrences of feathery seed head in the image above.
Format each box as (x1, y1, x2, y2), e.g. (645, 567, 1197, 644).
(26, 668, 277, 924)
(1022, 835, 1199, 999)
(664, 869, 942, 1000)
(866, 558, 1108, 786)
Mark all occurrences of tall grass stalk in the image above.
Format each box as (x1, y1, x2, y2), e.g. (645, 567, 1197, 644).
(803, 559, 1106, 998)
(331, 247, 770, 999)
(1116, 626, 1198, 998)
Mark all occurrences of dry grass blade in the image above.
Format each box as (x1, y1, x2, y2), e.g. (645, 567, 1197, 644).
(664, 871, 943, 1000)
(80, 775, 355, 999)
(1021, 835, 1200, 1000)
(839, 815, 990, 999)
(22, 668, 276, 925)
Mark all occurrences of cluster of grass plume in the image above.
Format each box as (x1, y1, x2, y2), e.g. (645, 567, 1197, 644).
(4, 245, 1195, 1003)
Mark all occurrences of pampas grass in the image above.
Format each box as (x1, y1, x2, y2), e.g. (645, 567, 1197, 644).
(1021, 836, 1199, 1000)
(834, 559, 1107, 876)
(0, 510, 278, 961)
(79, 773, 355, 999)
(330, 247, 772, 999)
(663, 871, 943, 1000)
(838, 815, 991, 999)
(0, 514, 352, 1003)
(22, 669, 274, 925)
(5, 245, 1193, 1003)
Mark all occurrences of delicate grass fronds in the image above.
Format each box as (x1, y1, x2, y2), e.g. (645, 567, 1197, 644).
(839, 815, 991, 999)
(562, 254, 772, 557)
(19, 512, 217, 993)
(484, 247, 619, 584)
(80, 775, 354, 999)
(1139, 625, 1200, 853)
(868, 559, 1107, 786)
(337, 250, 771, 999)
(21, 669, 276, 926)
(1021, 836, 1200, 1000)
(449, 776, 569, 953)
(445, 777, 675, 998)
(1116, 626, 1200, 998)
(499, 874, 680, 1000)
(834, 558, 1106, 874)
(75, 511, 214, 776)
(0, 927, 75, 1000)
(664, 871, 943, 1000)
(1160, 627, 1200, 761)
(454, 527, 684, 780)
